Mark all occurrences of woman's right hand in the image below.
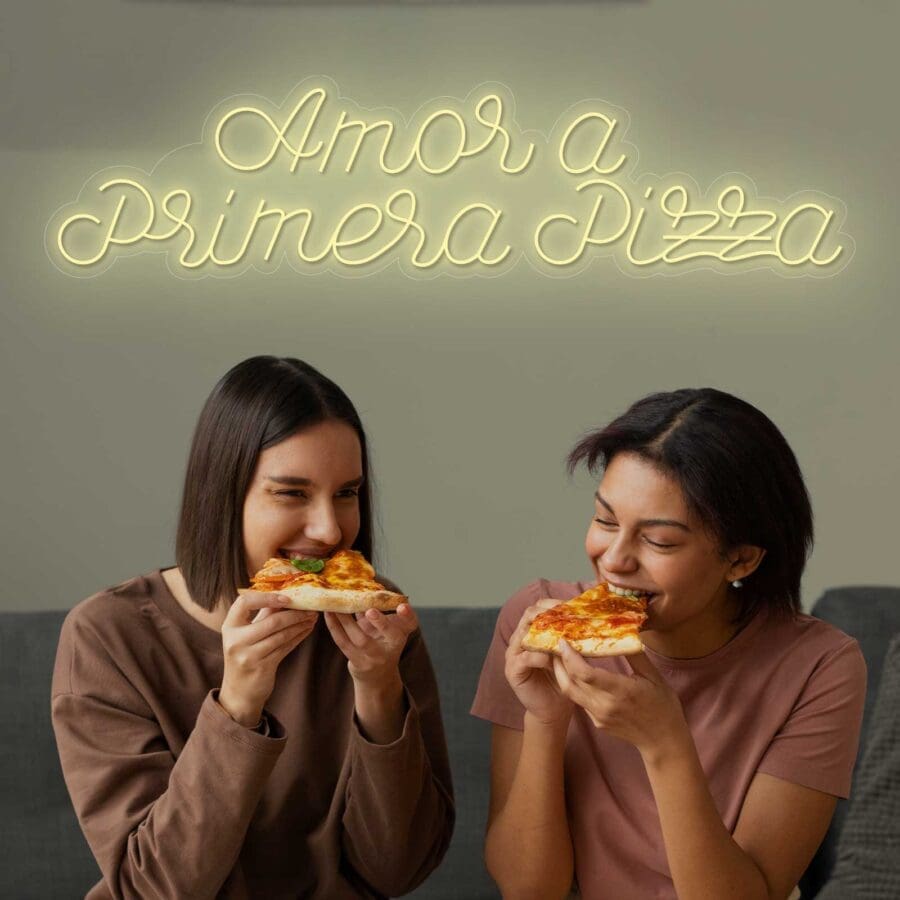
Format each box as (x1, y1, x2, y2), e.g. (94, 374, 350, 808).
(218, 593, 318, 728)
(505, 600, 574, 726)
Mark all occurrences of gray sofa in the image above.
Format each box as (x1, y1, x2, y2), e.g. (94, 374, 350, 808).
(2, 588, 898, 899)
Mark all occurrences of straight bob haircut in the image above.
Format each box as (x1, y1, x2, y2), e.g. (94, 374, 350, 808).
(567, 388, 813, 626)
(176, 356, 374, 611)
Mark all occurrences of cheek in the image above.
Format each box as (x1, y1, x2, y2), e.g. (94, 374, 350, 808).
(243, 497, 294, 553)
(242, 497, 274, 537)
(240, 499, 257, 545)
(585, 525, 607, 559)
(654, 553, 720, 597)
(337, 502, 362, 545)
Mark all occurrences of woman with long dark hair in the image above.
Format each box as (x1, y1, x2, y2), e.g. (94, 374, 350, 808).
(473, 388, 865, 900)
(52, 356, 454, 899)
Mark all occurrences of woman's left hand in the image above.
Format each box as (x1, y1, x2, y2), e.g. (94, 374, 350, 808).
(324, 604, 419, 688)
(552, 642, 691, 764)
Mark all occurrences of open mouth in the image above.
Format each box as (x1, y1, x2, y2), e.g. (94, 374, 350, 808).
(606, 582, 653, 600)
(279, 549, 332, 561)
(606, 583, 657, 607)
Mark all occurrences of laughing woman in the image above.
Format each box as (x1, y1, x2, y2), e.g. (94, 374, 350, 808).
(51, 356, 453, 900)
(472, 388, 865, 900)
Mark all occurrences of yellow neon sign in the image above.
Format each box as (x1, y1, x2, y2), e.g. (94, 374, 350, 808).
(46, 79, 852, 278)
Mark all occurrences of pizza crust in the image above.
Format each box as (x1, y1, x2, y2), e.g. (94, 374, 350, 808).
(522, 629, 643, 657)
(239, 585, 406, 614)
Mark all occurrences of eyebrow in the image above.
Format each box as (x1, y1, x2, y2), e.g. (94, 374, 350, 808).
(594, 491, 692, 532)
(265, 475, 364, 489)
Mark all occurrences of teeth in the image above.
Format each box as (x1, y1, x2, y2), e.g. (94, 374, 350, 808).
(608, 584, 651, 599)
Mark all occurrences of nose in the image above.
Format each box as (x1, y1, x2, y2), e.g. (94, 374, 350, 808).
(601, 532, 639, 574)
(304, 498, 343, 547)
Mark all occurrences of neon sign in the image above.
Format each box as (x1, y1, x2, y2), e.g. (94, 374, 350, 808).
(46, 80, 852, 278)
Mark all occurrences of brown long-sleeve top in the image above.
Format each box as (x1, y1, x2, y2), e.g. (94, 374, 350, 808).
(51, 569, 454, 899)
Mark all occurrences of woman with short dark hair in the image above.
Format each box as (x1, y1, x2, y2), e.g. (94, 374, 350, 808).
(473, 388, 865, 900)
(52, 356, 454, 900)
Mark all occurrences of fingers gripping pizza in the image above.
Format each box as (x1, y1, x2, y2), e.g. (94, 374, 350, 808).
(242, 549, 406, 613)
(522, 583, 648, 657)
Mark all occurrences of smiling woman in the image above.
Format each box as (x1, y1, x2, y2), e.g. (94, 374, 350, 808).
(50, 356, 453, 900)
(472, 388, 866, 900)
(240, 423, 365, 589)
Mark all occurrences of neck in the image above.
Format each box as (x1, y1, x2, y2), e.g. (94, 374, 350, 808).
(640, 587, 743, 659)
(162, 567, 229, 633)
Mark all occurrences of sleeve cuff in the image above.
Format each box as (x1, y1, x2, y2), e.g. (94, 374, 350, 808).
(350, 686, 419, 753)
(207, 690, 286, 750)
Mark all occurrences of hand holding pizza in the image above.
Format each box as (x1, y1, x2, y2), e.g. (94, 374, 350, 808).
(324, 604, 419, 687)
(505, 601, 575, 727)
(219, 592, 319, 727)
(552, 641, 691, 762)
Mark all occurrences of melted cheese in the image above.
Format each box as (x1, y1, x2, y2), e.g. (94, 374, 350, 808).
(531, 583, 647, 640)
(250, 549, 384, 592)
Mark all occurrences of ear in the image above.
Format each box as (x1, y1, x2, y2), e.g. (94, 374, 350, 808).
(727, 544, 766, 582)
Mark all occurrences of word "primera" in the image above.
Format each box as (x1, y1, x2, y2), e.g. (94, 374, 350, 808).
(56, 179, 511, 270)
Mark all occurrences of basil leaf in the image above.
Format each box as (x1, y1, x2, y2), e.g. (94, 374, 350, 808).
(290, 557, 325, 573)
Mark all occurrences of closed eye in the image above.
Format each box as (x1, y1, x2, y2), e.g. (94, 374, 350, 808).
(594, 517, 617, 527)
(644, 537, 676, 549)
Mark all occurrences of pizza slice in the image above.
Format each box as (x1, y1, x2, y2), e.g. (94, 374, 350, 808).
(241, 549, 406, 613)
(521, 583, 648, 657)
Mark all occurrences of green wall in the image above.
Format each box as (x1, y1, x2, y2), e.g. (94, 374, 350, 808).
(2, 0, 897, 610)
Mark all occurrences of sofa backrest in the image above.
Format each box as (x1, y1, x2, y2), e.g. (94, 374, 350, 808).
(411, 607, 500, 899)
(800, 586, 900, 898)
(1, 610, 99, 899)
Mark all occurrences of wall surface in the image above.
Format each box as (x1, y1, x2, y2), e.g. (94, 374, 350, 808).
(2, 0, 897, 611)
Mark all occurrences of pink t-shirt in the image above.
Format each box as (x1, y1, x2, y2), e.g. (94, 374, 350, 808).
(471, 579, 867, 900)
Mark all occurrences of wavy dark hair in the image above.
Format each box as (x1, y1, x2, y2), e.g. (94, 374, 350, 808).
(567, 388, 813, 626)
(176, 356, 374, 611)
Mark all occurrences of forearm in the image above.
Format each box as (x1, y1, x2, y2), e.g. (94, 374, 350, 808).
(342, 695, 454, 896)
(353, 673, 406, 744)
(218, 683, 264, 727)
(644, 737, 770, 900)
(485, 713, 574, 900)
(55, 690, 285, 900)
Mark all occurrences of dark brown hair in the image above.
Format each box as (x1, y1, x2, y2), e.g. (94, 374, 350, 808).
(568, 388, 813, 626)
(176, 356, 374, 610)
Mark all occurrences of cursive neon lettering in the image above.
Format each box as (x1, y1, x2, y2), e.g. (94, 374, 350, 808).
(558, 112, 627, 176)
(775, 204, 842, 266)
(48, 83, 851, 278)
(57, 178, 156, 265)
(471, 95, 535, 174)
(215, 88, 327, 173)
(318, 111, 397, 174)
(535, 178, 632, 265)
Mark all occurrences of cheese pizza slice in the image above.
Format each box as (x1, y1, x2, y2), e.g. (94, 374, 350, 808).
(241, 549, 406, 613)
(522, 583, 648, 657)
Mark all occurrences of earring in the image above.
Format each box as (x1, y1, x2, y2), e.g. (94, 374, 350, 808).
(731, 579, 743, 588)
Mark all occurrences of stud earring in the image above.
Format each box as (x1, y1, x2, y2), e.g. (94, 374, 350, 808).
(731, 579, 743, 588)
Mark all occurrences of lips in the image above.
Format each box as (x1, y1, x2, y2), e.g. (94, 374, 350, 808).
(279, 548, 334, 560)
